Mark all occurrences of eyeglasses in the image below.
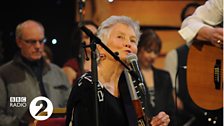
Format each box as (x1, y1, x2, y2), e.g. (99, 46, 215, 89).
(21, 38, 47, 45)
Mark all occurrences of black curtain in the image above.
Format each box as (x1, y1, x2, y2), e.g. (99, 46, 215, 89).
(0, 0, 79, 67)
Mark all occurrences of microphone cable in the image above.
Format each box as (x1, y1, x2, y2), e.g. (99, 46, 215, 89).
(174, 65, 187, 125)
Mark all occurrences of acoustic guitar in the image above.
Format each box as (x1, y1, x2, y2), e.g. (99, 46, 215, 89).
(187, 41, 223, 111)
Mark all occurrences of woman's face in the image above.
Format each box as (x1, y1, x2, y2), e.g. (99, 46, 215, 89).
(137, 48, 158, 68)
(101, 23, 138, 61)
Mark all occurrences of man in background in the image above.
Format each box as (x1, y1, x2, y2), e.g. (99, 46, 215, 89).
(0, 20, 71, 126)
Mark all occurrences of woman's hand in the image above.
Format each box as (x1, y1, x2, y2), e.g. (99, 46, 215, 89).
(150, 111, 170, 126)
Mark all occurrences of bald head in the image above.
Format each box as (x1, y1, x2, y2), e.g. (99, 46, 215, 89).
(16, 20, 45, 39)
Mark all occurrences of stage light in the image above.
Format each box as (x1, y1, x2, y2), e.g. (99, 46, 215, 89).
(108, 0, 114, 3)
(52, 39, 57, 45)
(208, 118, 212, 122)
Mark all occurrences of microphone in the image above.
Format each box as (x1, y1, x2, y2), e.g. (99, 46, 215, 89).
(114, 51, 119, 56)
(126, 53, 146, 95)
(126, 53, 144, 82)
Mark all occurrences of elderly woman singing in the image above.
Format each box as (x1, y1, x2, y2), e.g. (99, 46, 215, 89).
(66, 15, 170, 126)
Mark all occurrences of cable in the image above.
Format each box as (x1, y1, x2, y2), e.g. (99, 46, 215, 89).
(174, 65, 187, 125)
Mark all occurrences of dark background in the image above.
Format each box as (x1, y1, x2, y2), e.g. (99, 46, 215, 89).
(0, 0, 80, 66)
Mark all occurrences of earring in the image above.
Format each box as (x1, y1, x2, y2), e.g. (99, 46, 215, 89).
(99, 54, 106, 61)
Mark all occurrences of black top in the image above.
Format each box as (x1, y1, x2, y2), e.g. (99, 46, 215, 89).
(142, 66, 176, 126)
(99, 88, 128, 126)
(66, 72, 136, 126)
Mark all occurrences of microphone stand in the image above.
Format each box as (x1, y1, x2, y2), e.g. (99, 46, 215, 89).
(78, 1, 100, 126)
(78, 0, 86, 74)
(89, 36, 99, 126)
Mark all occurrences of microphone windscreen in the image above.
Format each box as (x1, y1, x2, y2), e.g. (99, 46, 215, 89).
(126, 53, 138, 63)
(114, 52, 119, 56)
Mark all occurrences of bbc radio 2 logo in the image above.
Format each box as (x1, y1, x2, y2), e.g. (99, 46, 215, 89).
(29, 96, 53, 120)
(10, 97, 27, 107)
(10, 96, 53, 120)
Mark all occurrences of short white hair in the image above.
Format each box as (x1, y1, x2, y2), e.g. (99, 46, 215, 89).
(97, 16, 141, 45)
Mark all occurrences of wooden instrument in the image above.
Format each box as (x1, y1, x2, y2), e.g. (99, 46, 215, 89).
(124, 69, 149, 126)
(187, 41, 223, 110)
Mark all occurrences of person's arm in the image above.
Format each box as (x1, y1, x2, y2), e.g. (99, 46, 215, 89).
(62, 66, 77, 85)
(63, 58, 81, 85)
(179, 0, 223, 45)
(65, 79, 80, 126)
(0, 78, 19, 126)
(65, 73, 92, 126)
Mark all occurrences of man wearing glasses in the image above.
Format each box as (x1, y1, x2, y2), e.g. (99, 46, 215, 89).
(0, 20, 71, 126)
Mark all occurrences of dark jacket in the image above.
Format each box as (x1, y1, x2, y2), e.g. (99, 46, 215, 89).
(144, 66, 176, 126)
(0, 54, 71, 126)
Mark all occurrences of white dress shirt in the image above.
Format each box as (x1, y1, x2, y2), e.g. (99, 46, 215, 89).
(178, 0, 223, 44)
